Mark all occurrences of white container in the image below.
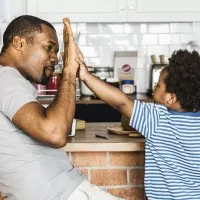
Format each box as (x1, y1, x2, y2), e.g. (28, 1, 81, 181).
(81, 82, 94, 96)
(68, 119, 76, 137)
(80, 67, 95, 96)
(121, 80, 135, 94)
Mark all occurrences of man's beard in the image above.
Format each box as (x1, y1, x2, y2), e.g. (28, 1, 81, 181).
(40, 68, 52, 85)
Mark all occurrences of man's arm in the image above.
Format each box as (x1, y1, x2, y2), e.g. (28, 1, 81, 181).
(12, 18, 78, 149)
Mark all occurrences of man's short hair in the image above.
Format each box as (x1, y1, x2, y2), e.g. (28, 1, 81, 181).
(1, 15, 56, 54)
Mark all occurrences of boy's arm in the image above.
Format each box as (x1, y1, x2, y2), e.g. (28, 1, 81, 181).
(76, 48, 134, 119)
(85, 72, 134, 119)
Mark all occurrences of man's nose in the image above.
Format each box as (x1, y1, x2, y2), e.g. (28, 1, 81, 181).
(50, 53, 59, 65)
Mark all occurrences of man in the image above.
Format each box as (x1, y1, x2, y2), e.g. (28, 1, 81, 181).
(0, 15, 123, 200)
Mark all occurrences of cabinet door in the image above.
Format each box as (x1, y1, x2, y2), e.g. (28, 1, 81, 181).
(27, 0, 127, 22)
(127, 0, 200, 22)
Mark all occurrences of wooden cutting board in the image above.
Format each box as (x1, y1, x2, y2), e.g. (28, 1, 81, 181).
(107, 125, 142, 137)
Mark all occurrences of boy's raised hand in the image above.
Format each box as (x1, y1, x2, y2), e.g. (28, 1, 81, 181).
(75, 45, 90, 81)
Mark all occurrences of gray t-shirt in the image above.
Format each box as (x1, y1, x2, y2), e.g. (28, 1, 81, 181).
(0, 66, 85, 200)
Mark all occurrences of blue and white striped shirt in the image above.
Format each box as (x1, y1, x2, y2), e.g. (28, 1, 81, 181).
(130, 100, 200, 200)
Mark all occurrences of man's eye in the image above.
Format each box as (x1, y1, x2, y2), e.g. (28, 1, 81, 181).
(45, 46, 52, 51)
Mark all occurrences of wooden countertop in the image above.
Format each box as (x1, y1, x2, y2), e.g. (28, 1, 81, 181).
(62, 122, 145, 152)
(37, 93, 153, 105)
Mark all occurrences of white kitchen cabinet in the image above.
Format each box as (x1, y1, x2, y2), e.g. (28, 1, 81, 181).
(127, 0, 200, 22)
(27, 0, 127, 22)
(27, 0, 200, 22)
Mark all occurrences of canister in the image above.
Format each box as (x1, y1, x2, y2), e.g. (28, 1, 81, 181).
(121, 80, 135, 94)
(47, 72, 61, 95)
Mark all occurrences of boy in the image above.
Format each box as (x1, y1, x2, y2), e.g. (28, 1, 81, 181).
(76, 48, 200, 199)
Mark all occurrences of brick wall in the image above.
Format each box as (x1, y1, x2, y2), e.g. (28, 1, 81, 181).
(68, 151, 145, 200)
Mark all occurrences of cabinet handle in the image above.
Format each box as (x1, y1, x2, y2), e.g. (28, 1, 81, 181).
(129, 6, 134, 10)
(120, 6, 125, 10)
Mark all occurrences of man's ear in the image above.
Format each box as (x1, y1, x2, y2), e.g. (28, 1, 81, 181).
(12, 36, 26, 51)
(166, 93, 177, 105)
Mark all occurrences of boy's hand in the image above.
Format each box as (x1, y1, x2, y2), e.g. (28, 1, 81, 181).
(62, 18, 79, 71)
(75, 45, 90, 81)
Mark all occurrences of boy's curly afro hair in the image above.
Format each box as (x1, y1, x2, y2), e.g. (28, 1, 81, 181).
(165, 49, 200, 111)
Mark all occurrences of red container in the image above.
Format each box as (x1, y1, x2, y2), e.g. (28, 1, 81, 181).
(47, 73, 61, 95)
(33, 83, 47, 95)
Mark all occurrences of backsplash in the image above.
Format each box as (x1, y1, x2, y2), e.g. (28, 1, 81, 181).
(1, 22, 200, 92)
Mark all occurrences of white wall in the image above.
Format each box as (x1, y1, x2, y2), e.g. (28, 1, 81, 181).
(0, 8, 199, 92)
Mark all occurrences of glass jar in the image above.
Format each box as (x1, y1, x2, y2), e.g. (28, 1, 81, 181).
(94, 67, 113, 81)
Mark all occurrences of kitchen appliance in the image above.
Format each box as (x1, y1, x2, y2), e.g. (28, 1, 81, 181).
(147, 63, 167, 97)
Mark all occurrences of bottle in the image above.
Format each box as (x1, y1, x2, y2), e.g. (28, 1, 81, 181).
(47, 72, 61, 95)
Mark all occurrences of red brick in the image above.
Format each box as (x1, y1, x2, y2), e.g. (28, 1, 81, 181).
(71, 152, 107, 167)
(108, 187, 145, 200)
(129, 169, 144, 185)
(78, 168, 89, 178)
(91, 169, 127, 186)
(109, 152, 144, 166)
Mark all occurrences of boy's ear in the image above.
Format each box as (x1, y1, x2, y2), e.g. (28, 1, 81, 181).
(12, 36, 26, 51)
(166, 93, 177, 105)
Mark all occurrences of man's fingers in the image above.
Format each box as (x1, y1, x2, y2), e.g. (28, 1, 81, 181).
(61, 52, 67, 62)
(63, 23, 68, 46)
(63, 18, 74, 44)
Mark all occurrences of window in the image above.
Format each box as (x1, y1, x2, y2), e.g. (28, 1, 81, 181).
(0, 0, 10, 22)
(0, 0, 4, 22)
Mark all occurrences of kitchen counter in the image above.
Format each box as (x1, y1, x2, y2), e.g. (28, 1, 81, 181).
(37, 93, 153, 105)
(63, 122, 146, 199)
(63, 122, 145, 152)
